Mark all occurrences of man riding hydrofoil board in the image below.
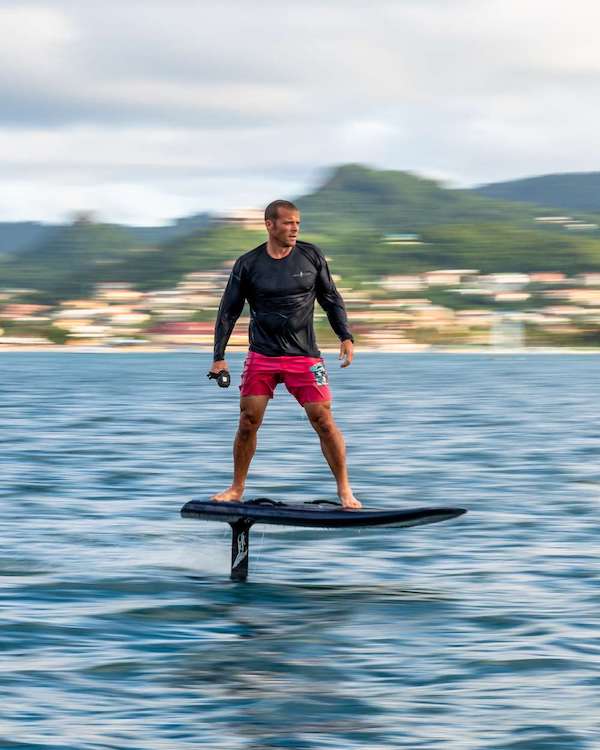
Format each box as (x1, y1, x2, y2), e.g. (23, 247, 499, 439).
(209, 199, 361, 509)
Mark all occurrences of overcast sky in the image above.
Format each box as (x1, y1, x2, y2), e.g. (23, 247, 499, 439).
(1, 0, 599, 224)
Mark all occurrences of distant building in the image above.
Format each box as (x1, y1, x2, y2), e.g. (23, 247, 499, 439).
(65, 325, 110, 338)
(379, 275, 424, 292)
(579, 273, 600, 286)
(52, 318, 94, 331)
(535, 216, 598, 230)
(146, 321, 215, 345)
(544, 289, 600, 305)
(529, 272, 566, 284)
(564, 222, 598, 231)
(53, 305, 113, 319)
(382, 233, 423, 244)
(455, 310, 495, 327)
(480, 273, 530, 288)
(0, 288, 38, 297)
(60, 299, 105, 309)
(0, 336, 54, 346)
(423, 270, 479, 286)
(494, 292, 530, 303)
(180, 270, 230, 292)
(95, 283, 145, 302)
(535, 216, 572, 223)
(108, 313, 149, 326)
(215, 208, 265, 232)
(565, 289, 600, 305)
(0, 303, 51, 318)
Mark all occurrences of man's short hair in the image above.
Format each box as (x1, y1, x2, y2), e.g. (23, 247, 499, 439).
(264, 200, 299, 222)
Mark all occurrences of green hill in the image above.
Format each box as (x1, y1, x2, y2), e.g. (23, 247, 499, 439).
(3, 164, 600, 303)
(298, 164, 537, 232)
(0, 218, 145, 301)
(473, 172, 600, 213)
(0, 213, 213, 258)
(296, 165, 600, 280)
(122, 212, 213, 245)
(0, 222, 60, 256)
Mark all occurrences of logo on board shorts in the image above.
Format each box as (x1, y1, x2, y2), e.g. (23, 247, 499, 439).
(310, 362, 329, 386)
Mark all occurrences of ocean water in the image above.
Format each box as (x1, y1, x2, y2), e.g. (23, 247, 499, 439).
(1, 351, 599, 749)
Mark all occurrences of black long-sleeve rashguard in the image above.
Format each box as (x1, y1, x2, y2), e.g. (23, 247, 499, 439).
(213, 241, 353, 361)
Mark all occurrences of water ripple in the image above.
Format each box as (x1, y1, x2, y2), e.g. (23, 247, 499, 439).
(1, 352, 599, 749)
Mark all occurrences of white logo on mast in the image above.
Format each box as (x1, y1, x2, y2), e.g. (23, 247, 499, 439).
(233, 532, 248, 568)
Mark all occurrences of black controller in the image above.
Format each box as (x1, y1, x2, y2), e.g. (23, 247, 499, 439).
(207, 369, 231, 388)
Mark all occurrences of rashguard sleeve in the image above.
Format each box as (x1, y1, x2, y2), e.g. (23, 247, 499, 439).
(213, 259, 246, 361)
(315, 253, 354, 343)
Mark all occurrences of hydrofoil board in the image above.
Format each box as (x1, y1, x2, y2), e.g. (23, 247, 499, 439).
(180, 498, 466, 580)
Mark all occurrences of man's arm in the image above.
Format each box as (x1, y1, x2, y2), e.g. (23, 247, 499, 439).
(314, 251, 354, 366)
(212, 259, 246, 368)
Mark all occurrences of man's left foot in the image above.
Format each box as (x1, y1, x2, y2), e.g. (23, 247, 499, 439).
(211, 487, 244, 502)
(340, 493, 362, 509)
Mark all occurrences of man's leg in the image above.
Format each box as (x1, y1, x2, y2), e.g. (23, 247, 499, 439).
(212, 395, 270, 502)
(304, 401, 361, 509)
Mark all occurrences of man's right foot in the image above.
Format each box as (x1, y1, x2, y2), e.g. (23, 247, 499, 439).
(211, 487, 244, 502)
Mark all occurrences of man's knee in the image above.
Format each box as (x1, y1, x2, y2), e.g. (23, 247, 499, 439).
(307, 404, 335, 436)
(238, 408, 263, 438)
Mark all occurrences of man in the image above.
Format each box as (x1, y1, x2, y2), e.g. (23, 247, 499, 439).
(210, 199, 361, 509)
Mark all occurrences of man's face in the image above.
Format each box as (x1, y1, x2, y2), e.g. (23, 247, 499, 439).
(266, 208, 300, 247)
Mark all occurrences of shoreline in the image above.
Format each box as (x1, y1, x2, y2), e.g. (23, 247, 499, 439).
(1, 344, 600, 355)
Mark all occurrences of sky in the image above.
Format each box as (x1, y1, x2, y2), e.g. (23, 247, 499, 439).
(1, 0, 599, 225)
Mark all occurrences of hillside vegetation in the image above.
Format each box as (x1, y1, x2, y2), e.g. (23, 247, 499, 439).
(2, 164, 600, 303)
(474, 171, 600, 213)
(298, 164, 538, 231)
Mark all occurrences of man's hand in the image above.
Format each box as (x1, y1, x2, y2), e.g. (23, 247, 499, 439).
(208, 359, 231, 388)
(339, 339, 353, 368)
(211, 359, 228, 374)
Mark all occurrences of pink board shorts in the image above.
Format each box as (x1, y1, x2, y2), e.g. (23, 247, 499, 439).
(240, 351, 332, 405)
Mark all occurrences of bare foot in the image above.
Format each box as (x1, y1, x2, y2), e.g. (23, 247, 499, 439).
(211, 487, 244, 502)
(339, 492, 362, 509)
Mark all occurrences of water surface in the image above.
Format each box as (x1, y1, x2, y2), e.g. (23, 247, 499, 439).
(1, 352, 599, 749)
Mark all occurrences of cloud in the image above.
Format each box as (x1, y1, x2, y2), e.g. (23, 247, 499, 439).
(1, 0, 599, 221)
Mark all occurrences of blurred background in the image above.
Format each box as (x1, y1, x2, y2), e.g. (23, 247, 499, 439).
(2, 1, 600, 351)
